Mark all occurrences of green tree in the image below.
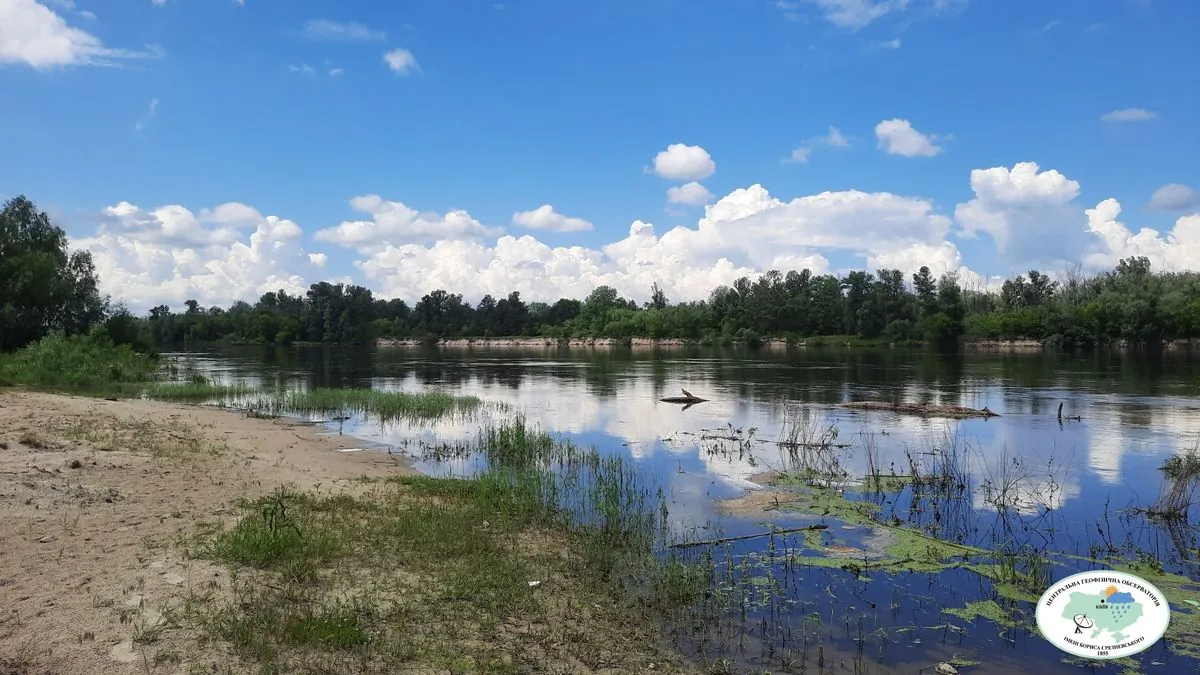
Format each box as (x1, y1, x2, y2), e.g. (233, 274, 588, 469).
(912, 266, 938, 317)
(0, 196, 106, 351)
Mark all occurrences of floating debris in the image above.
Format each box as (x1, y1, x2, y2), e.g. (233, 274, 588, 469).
(841, 401, 999, 419)
(660, 387, 708, 407)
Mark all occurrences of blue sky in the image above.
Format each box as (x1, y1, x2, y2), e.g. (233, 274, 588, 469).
(2, 0, 1198, 310)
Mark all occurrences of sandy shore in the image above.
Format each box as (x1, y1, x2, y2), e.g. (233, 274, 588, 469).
(0, 391, 412, 674)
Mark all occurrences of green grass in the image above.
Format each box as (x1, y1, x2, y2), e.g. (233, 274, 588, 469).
(141, 380, 255, 402)
(0, 332, 157, 393)
(141, 380, 488, 423)
(277, 388, 484, 421)
(181, 422, 698, 673)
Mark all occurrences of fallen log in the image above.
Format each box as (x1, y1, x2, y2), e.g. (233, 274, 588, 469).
(667, 524, 828, 549)
(660, 387, 708, 405)
(840, 401, 998, 419)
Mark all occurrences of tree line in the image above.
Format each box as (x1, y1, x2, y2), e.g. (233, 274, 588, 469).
(4, 194, 1200, 354)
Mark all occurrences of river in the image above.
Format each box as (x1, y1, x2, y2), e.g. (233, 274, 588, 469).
(171, 344, 1200, 674)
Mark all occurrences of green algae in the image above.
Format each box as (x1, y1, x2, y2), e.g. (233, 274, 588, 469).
(860, 474, 917, 492)
(1061, 656, 1142, 675)
(942, 600, 1025, 630)
(772, 483, 986, 574)
(745, 479, 1200, 663)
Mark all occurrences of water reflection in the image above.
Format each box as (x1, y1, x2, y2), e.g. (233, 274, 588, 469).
(170, 345, 1200, 673)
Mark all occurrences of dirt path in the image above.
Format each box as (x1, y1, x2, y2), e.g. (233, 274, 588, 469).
(0, 391, 412, 674)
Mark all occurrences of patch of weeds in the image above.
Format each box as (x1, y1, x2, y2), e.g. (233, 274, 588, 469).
(18, 430, 49, 449)
(283, 606, 370, 648)
(59, 417, 218, 462)
(204, 488, 340, 576)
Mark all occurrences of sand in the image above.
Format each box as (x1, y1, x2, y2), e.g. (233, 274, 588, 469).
(0, 391, 413, 674)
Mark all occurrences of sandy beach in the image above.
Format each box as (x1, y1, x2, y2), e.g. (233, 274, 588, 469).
(0, 391, 411, 674)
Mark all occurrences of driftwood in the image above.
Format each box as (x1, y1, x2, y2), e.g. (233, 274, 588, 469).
(1057, 402, 1081, 422)
(668, 524, 828, 549)
(841, 401, 998, 419)
(660, 388, 708, 406)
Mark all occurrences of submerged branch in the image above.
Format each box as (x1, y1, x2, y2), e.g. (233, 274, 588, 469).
(667, 524, 828, 549)
(841, 401, 999, 419)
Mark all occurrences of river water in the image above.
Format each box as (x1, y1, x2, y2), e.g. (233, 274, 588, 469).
(174, 345, 1200, 674)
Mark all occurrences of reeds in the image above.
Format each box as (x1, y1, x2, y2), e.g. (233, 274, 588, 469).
(1150, 442, 1200, 520)
(142, 381, 486, 423)
(141, 380, 255, 402)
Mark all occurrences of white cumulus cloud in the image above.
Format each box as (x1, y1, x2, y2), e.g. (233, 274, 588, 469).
(1, 0, 162, 69)
(875, 118, 943, 157)
(383, 49, 419, 76)
(954, 161, 1084, 263)
(314, 195, 501, 251)
(651, 144, 716, 181)
(1084, 199, 1200, 272)
(1147, 183, 1200, 212)
(73, 201, 312, 311)
(512, 205, 594, 233)
(666, 182, 714, 206)
(323, 183, 961, 305)
(1101, 108, 1156, 122)
(74, 163, 1200, 317)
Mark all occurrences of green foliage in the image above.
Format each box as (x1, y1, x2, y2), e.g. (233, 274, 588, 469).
(141, 379, 254, 402)
(0, 195, 107, 351)
(13, 201, 1187, 353)
(0, 331, 157, 390)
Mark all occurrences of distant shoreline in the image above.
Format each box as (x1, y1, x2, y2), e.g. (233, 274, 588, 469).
(374, 336, 1200, 351)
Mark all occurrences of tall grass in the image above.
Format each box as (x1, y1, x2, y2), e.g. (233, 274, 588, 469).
(249, 388, 484, 423)
(140, 381, 486, 423)
(0, 332, 157, 392)
(142, 379, 255, 402)
(1151, 442, 1200, 519)
(467, 419, 672, 588)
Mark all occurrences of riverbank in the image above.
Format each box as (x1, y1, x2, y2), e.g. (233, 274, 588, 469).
(0, 391, 696, 674)
(375, 336, 1200, 351)
(375, 336, 887, 349)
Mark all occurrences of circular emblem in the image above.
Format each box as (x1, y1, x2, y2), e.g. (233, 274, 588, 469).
(1036, 570, 1171, 660)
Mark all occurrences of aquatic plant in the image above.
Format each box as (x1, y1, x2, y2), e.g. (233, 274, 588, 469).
(142, 379, 255, 403)
(267, 388, 484, 422)
(141, 381, 487, 424)
(1152, 442, 1200, 519)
